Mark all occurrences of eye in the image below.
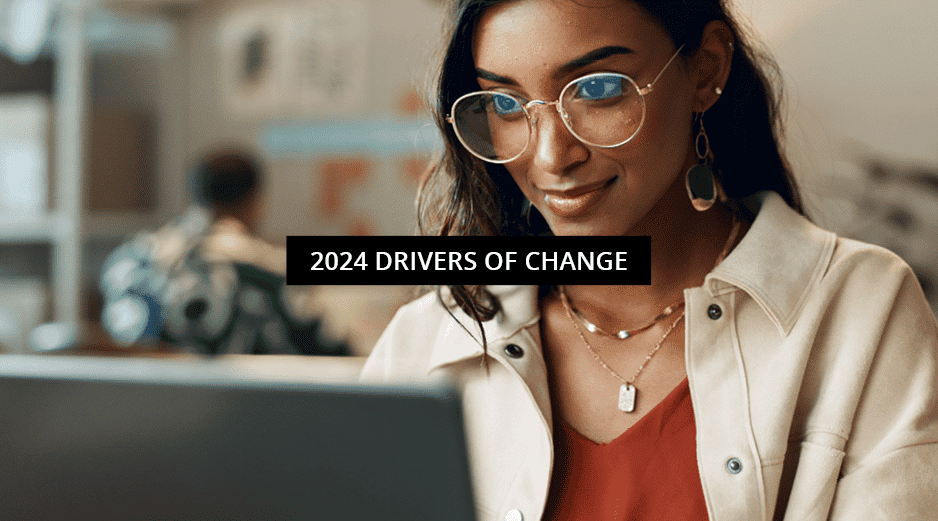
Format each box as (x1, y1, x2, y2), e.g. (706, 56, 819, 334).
(574, 75, 624, 101)
(491, 93, 523, 115)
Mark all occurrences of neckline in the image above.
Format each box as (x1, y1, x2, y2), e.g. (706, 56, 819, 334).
(558, 377, 690, 446)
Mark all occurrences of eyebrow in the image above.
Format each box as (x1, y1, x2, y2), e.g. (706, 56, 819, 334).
(476, 45, 635, 85)
(555, 46, 635, 79)
(476, 68, 517, 85)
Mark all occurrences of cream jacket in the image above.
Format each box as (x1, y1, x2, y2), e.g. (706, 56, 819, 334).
(361, 192, 938, 521)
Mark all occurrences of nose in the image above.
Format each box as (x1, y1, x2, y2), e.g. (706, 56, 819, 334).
(527, 102, 588, 174)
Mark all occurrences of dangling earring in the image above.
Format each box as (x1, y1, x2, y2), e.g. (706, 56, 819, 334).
(686, 112, 717, 211)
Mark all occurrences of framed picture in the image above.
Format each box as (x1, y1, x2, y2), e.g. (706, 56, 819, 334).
(217, 0, 368, 117)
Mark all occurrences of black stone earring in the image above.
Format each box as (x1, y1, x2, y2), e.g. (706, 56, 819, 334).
(686, 113, 717, 211)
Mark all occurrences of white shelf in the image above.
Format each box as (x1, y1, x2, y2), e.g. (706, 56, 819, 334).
(2, 3, 183, 335)
(0, 214, 58, 243)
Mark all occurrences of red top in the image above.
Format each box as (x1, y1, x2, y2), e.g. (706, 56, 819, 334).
(543, 378, 709, 520)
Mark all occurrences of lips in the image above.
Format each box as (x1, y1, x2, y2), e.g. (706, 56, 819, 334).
(542, 177, 616, 218)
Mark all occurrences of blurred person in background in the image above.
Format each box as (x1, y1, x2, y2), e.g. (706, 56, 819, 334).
(194, 151, 286, 276)
(100, 149, 348, 357)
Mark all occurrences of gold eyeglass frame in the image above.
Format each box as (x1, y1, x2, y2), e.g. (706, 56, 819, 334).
(446, 44, 685, 164)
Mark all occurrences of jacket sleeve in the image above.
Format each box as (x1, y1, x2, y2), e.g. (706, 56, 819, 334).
(829, 260, 938, 519)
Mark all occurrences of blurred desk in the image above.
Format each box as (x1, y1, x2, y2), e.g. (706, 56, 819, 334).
(44, 321, 182, 357)
(210, 354, 367, 383)
(44, 322, 368, 382)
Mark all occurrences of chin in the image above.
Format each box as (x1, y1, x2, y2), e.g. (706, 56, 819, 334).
(544, 215, 633, 237)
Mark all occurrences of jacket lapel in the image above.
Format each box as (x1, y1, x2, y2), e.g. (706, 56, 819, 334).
(706, 192, 837, 335)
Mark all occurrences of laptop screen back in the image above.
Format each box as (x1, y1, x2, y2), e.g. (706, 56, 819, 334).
(0, 355, 476, 521)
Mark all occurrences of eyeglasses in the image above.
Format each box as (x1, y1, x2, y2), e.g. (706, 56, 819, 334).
(447, 44, 685, 164)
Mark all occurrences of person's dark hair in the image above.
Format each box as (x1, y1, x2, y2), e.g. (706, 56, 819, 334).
(194, 151, 262, 207)
(420, 0, 803, 326)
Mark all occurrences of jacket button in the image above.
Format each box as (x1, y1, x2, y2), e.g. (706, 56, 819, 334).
(505, 509, 523, 521)
(726, 457, 743, 474)
(707, 304, 722, 320)
(504, 344, 524, 359)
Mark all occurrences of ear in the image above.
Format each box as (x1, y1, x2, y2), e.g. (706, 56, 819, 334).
(689, 20, 734, 113)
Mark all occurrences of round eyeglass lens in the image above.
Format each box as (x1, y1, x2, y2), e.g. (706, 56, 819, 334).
(561, 73, 645, 147)
(451, 92, 530, 163)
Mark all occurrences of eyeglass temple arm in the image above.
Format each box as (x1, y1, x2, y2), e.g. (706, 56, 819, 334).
(638, 43, 685, 95)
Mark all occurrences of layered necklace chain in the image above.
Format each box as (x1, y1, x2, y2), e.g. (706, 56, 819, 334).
(558, 217, 742, 413)
(568, 297, 685, 339)
(559, 287, 684, 412)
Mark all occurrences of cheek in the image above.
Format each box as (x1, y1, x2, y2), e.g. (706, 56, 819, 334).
(626, 95, 693, 174)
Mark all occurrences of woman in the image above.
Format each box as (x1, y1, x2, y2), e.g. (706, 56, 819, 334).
(362, 1, 938, 519)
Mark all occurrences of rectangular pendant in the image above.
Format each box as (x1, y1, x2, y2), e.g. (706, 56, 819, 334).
(618, 383, 636, 412)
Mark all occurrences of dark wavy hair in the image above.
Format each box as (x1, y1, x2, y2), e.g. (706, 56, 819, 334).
(194, 151, 262, 207)
(419, 0, 803, 326)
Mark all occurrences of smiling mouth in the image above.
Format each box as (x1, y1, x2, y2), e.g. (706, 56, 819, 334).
(542, 177, 616, 218)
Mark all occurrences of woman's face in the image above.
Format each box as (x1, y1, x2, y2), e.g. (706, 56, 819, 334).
(472, 0, 698, 236)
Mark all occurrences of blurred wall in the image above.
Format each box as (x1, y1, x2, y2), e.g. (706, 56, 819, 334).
(177, 0, 445, 241)
(734, 0, 937, 221)
(3, 0, 935, 351)
(169, 0, 446, 354)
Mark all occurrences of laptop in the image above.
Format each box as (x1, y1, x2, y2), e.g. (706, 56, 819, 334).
(0, 355, 476, 521)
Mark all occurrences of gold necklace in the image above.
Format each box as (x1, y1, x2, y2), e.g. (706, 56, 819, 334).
(557, 215, 742, 413)
(564, 217, 740, 341)
(565, 290, 684, 339)
(560, 290, 685, 413)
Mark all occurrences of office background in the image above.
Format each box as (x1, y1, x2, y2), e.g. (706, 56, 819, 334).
(0, 0, 935, 355)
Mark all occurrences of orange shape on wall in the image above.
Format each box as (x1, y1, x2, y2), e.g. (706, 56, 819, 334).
(400, 155, 432, 185)
(345, 217, 374, 236)
(398, 87, 424, 116)
(319, 157, 371, 217)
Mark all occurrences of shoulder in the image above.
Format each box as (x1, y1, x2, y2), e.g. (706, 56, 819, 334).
(822, 235, 928, 314)
(360, 290, 456, 380)
(807, 234, 938, 370)
(200, 219, 287, 275)
(381, 290, 456, 347)
(786, 218, 938, 339)
(827, 235, 911, 276)
(360, 286, 541, 381)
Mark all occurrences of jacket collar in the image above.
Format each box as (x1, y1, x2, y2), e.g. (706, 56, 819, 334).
(426, 285, 540, 374)
(425, 191, 837, 372)
(705, 191, 836, 335)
